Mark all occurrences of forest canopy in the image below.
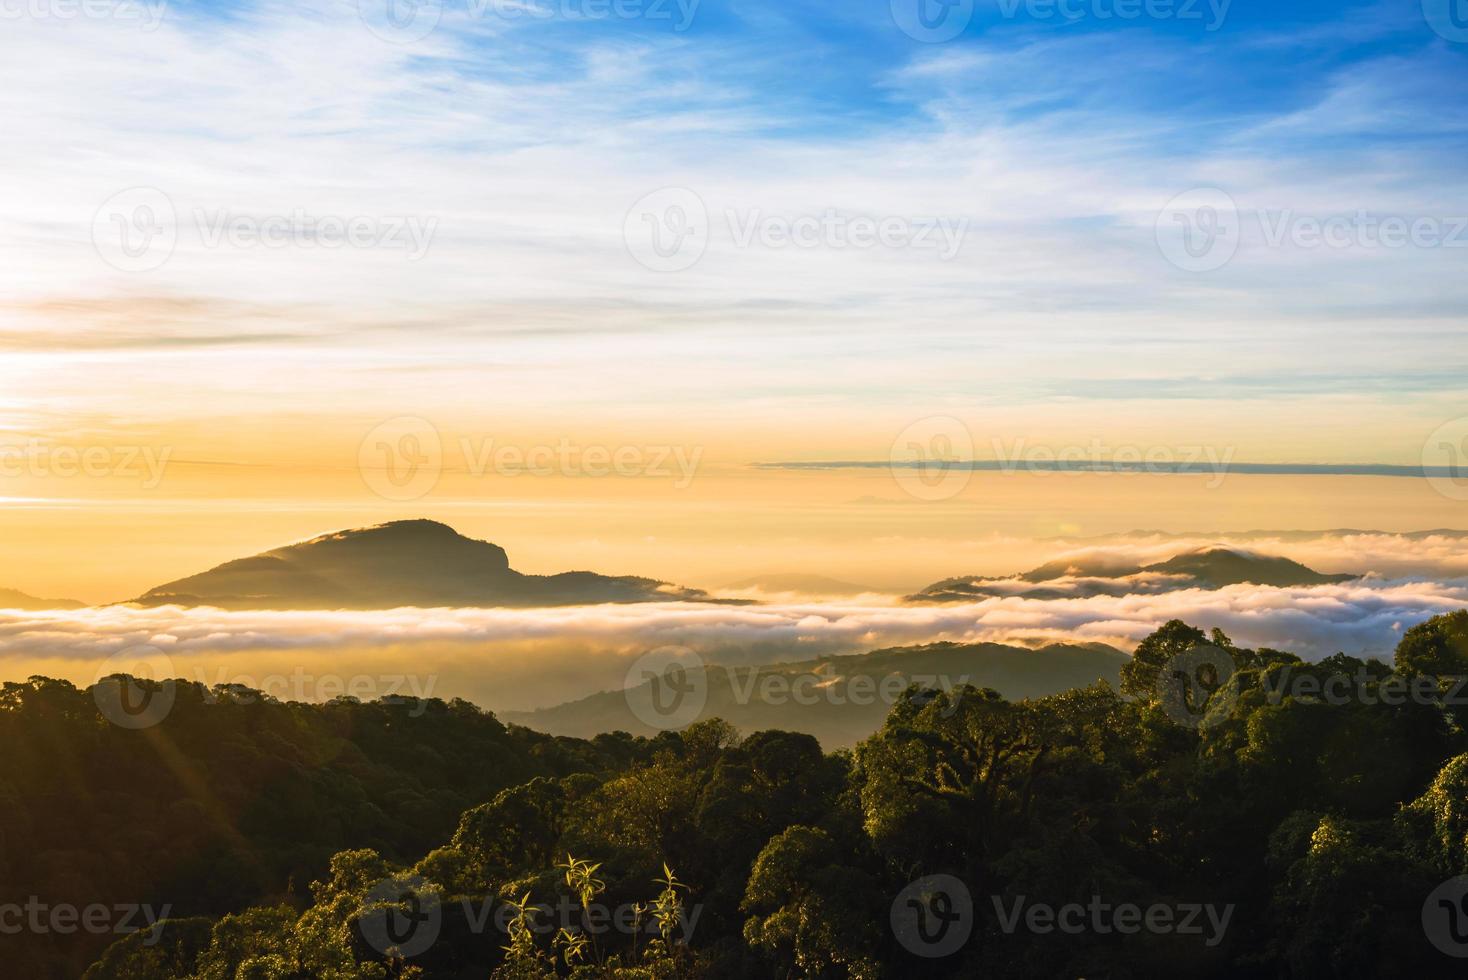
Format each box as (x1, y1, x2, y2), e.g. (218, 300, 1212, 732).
(6, 613, 1468, 978)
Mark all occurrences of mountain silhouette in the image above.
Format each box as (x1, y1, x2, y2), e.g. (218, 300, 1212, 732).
(0, 587, 85, 611)
(910, 547, 1357, 602)
(130, 519, 714, 610)
(503, 639, 1128, 748)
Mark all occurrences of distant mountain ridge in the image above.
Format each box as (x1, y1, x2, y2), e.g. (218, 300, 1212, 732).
(910, 547, 1358, 602)
(0, 587, 85, 611)
(503, 639, 1128, 748)
(130, 519, 716, 610)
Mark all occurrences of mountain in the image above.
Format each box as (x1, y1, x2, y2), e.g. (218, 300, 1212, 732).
(0, 587, 85, 610)
(129, 519, 715, 610)
(1144, 549, 1357, 588)
(910, 547, 1357, 602)
(502, 639, 1128, 748)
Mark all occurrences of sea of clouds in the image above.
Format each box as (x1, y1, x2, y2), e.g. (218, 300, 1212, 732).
(3, 564, 1466, 711)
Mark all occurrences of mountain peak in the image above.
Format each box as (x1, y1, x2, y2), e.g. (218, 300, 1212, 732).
(909, 546, 1358, 602)
(131, 520, 708, 610)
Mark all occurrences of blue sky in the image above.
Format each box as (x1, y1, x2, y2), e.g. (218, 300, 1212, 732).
(0, 0, 1465, 470)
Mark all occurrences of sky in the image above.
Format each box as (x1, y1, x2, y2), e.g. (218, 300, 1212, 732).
(1, 0, 1467, 601)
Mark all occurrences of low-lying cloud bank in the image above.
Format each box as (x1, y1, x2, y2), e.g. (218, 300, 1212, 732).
(2, 577, 1465, 711)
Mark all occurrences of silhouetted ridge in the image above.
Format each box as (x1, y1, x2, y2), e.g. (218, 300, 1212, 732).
(131, 519, 710, 610)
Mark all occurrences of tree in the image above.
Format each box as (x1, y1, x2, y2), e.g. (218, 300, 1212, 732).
(1120, 620, 1211, 700)
(1396, 610, 1468, 678)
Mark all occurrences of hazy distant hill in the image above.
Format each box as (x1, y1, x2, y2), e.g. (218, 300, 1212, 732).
(503, 640, 1128, 748)
(910, 547, 1357, 602)
(130, 519, 714, 610)
(0, 587, 84, 610)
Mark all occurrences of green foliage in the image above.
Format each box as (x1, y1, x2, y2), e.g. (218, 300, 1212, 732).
(1119, 618, 1209, 699)
(1396, 609, 1468, 677)
(22, 616, 1468, 978)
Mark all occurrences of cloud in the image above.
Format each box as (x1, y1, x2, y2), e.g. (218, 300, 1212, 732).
(3, 574, 1465, 710)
